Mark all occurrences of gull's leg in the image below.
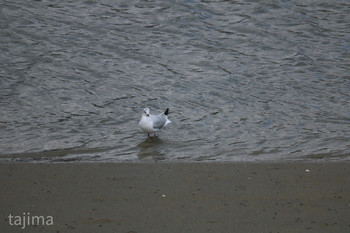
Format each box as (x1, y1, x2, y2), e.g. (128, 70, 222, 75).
(148, 133, 150, 137)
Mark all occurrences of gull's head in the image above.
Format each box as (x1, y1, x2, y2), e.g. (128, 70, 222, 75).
(143, 107, 150, 117)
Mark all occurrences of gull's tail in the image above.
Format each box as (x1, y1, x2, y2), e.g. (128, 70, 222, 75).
(164, 108, 171, 126)
(164, 108, 169, 115)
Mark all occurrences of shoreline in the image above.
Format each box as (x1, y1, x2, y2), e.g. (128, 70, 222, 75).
(1, 162, 349, 232)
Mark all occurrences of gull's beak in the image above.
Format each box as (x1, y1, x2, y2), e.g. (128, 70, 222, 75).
(146, 114, 150, 117)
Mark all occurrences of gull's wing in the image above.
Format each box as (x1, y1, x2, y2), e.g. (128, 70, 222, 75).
(150, 113, 167, 130)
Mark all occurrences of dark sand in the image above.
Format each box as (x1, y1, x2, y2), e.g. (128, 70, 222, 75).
(1, 162, 349, 233)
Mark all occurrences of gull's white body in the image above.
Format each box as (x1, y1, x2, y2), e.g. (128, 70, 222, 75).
(139, 107, 171, 136)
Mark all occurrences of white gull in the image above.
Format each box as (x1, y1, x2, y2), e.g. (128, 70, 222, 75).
(139, 107, 171, 137)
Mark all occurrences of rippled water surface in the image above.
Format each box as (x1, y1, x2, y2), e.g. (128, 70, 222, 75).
(1, 0, 350, 162)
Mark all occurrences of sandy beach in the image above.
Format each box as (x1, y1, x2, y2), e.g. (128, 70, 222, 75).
(1, 162, 349, 233)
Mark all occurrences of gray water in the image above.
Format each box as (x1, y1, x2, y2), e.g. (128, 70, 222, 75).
(1, 0, 350, 162)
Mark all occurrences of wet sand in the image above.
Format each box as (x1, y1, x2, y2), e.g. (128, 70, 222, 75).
(1, 162, 349, 233)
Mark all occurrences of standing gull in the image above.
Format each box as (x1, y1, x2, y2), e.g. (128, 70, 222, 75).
(139, 107, 171, 137)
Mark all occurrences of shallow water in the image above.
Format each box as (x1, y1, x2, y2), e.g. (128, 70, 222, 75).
(1, 0, 350, 162)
